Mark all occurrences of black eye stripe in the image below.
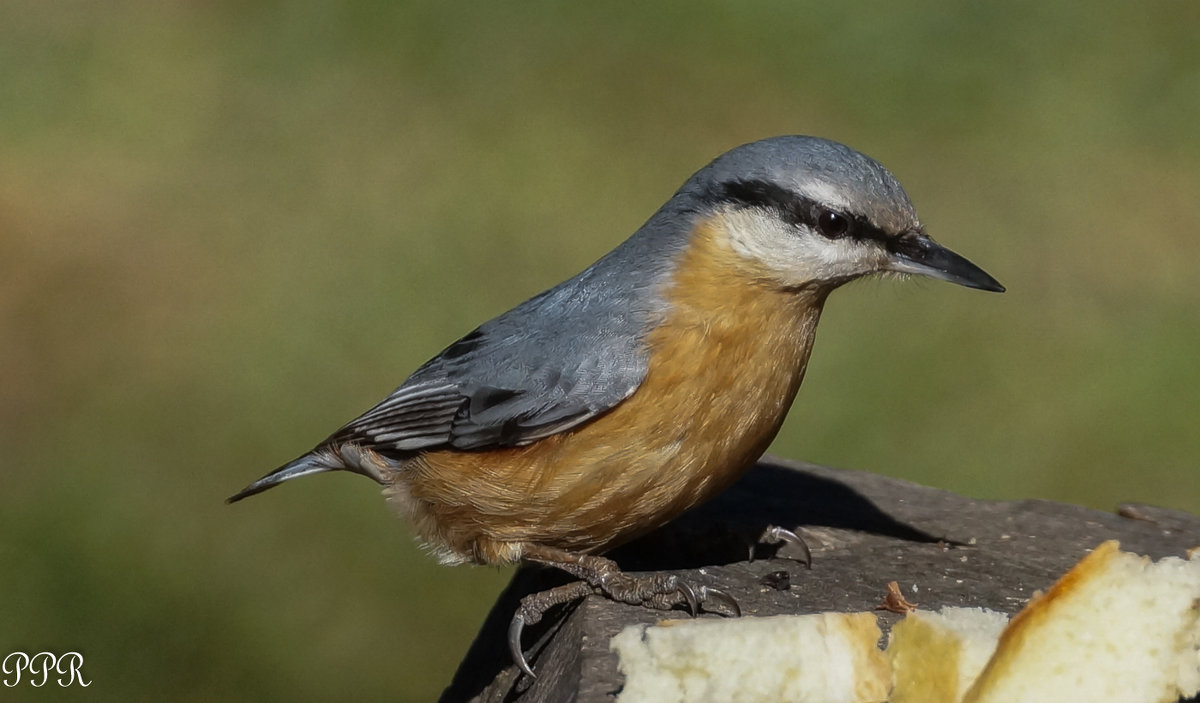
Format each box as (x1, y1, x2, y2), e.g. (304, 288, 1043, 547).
(703, 178, 893, 245)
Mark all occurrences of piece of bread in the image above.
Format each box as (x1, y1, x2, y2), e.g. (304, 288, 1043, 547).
(611, 612, 889, 703)
(961, 540, 1200, 703)
(887, 606, 1010, 703)
(609, 541, 1200, 703)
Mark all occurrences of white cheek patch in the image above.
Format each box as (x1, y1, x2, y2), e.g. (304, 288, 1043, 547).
(718, 208, 884, 286)
(721, 209, 794, 262)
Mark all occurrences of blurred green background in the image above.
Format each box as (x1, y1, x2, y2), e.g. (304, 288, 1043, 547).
(2, 1, 1197, 700)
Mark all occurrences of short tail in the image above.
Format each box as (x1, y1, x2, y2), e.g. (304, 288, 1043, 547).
(227, 444, 393, 504)
(227, 453, 338, 503)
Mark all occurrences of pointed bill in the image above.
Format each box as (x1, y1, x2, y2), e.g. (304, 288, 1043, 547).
(886, 233, 1005, 292)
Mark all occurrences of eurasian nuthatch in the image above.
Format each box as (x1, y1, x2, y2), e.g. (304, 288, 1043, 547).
(231, 135, 1003, 675)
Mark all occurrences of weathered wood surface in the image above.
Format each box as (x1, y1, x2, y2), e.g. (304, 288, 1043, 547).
(439, 455, 1200, 703)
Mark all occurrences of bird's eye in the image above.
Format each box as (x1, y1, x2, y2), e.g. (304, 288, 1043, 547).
(816, 209, 850, 238)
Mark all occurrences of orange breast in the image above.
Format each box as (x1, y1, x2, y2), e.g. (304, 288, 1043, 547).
(397, 215, 828, 564)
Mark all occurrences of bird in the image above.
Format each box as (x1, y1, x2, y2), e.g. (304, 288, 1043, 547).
(230, 135, 1004, 676)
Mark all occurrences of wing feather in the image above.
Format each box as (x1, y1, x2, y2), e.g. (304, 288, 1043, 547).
(323, 275, 655, 457)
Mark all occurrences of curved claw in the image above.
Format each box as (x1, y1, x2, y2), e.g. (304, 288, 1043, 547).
(700, 585, 741, 617)
(675, 578, 700, 616)
(762, 525, 812, 569)
(508, 611, 537, 679)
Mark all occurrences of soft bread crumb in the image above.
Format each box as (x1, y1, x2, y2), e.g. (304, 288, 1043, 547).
(888, 607, 1010, 703)
(962, 540, 1200, 703)
(609, 543, 1200, 703)
(611, 612, 888, 703)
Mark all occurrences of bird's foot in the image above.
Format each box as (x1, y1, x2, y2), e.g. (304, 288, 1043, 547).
(750, 524, 812, 568)
(509, 546, 740, 677)
(508, 580, 594, 677)
(586, 556, 741, 616)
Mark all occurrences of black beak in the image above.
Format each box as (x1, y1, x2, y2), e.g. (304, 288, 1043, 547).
(885, 233, 1005, 292)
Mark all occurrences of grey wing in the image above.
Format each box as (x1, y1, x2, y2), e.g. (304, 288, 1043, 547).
(325, 227, 675, 457)
(326, 321, 649, 455)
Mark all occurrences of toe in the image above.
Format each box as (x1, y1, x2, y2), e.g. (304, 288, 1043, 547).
(508, 611, 537, 678)
(698, 585, 742, 617)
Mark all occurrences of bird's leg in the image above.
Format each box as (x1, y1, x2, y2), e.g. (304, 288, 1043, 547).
(749, 525, 812, 567)
(509, 544, 741, 677)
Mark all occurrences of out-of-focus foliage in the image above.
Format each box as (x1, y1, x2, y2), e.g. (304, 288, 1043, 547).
(1, 2, 1196, 700)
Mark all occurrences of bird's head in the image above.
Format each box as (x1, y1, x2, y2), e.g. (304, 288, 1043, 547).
(680, 136, 1004, 293)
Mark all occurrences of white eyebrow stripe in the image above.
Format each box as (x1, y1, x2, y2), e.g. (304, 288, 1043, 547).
(795, 180, 852, 213)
